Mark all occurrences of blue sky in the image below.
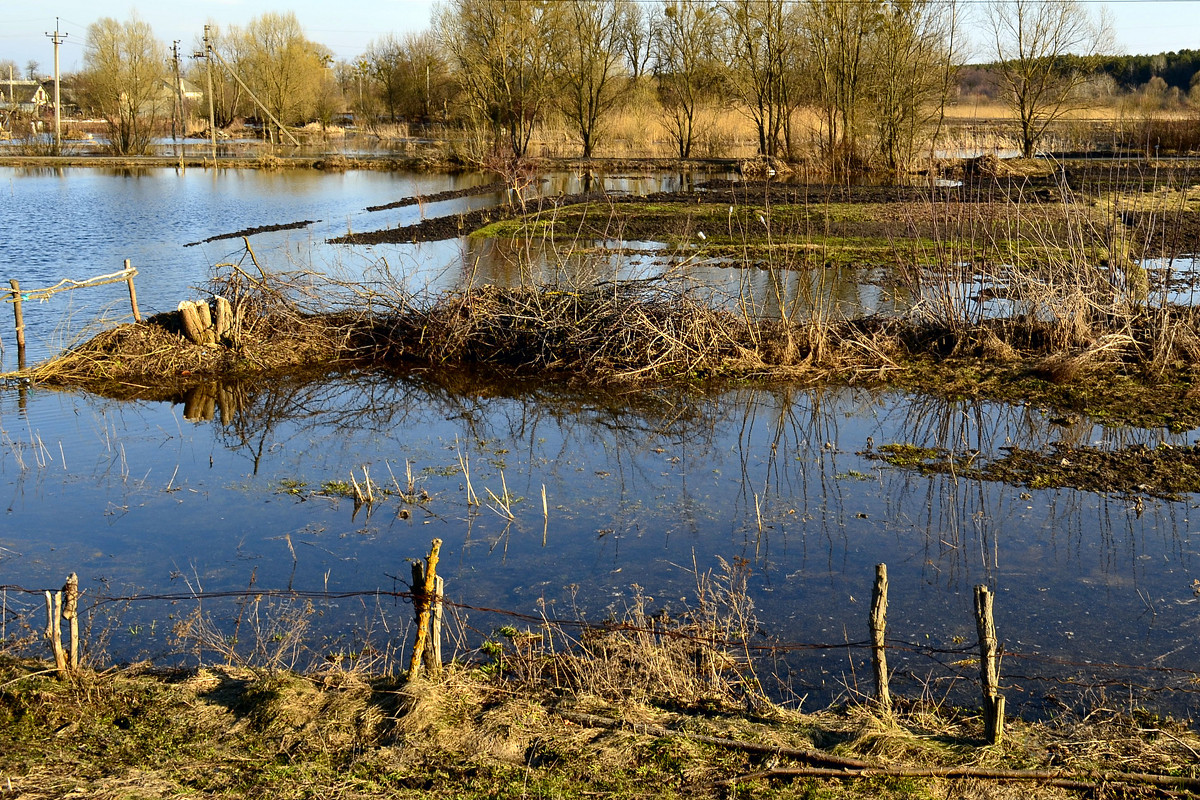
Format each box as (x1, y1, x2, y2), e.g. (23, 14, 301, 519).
(1, 1, 1197, 77)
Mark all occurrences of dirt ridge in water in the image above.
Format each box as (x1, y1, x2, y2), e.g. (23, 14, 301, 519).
(364, 179, 507, 212)
(184, 220, 318, 247)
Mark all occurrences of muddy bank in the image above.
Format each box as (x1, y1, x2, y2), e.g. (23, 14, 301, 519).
(328, 183, 980, 245)
(330, 170, 1179, 248)
(365, 179, 507, 211)
(26, 275, 1200, 429)
(184, 220, 318, 247)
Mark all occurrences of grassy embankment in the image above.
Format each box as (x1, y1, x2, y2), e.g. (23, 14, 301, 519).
(3, 655, 1199, 800)
(3, 558, 1198, 800)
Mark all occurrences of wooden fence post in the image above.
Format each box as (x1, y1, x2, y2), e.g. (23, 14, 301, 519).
(9, 279, 25, 369)
(870, 563, 891, 715)
(974, 585, 1005, 746)
(427, 575, 444, 675)
(124, 260, 142, 322)
(63, 573, 79, 670)
(44, 590, 67, 673)
(408, 538, 443, 679)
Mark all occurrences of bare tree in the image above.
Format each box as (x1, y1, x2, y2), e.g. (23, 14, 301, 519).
(240, 12, 329, 139)
(81, 15, 168, 155)
(553, 0, 633, 157)
(721, 0, 801, 158)
(365, 32, 453, 124)
(438, 0, 559, 158)
(986, 0, 1113, 158)
(620, 2, 656, 80)
(365, 35, 406, 122)
(802, 0, 876, 170)
(654, 0, 721, 158)
(868, 0, 957, 173)
(25, 60, 40, 80)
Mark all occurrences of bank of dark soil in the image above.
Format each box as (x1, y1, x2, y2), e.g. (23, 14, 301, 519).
(184, 220, 318, 247)
(365, 179, 507, 211)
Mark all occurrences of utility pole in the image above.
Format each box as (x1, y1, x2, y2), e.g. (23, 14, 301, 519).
(44, 18, 67, 151)
(202, 25, 217, 162)
(171, 41, 185, 169)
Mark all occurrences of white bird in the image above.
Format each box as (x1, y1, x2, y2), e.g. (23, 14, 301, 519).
(697, 230, 706, 240)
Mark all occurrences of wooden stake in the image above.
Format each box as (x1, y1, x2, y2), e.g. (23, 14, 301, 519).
(427, 575, 444, 676)
(408, 539, 442, 678)
(44, 590, 67, 673)
(870, 563, 891, 715)
(62, 573, 79, 671)
(124, 260, 142, 322)
(974, 585, 1005, 746)
(9, 279, 25, 369)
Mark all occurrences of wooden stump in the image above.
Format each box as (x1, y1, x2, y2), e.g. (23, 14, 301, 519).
(213, 296, 232, 339)
(178, 301, 205, 344)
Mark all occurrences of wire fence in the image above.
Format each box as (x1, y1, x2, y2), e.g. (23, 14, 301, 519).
(3, 571, 1197, 718)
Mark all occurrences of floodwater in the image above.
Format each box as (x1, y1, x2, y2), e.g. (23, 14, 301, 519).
(1, 166, 1198, 716)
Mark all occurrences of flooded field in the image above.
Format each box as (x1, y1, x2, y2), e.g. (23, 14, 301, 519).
(1, 166, 1198, 716)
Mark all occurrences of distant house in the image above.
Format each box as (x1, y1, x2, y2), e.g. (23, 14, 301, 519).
(179, 78, 203, 103)
(159, 77, 204, 107)
(1, 80, 48, 114)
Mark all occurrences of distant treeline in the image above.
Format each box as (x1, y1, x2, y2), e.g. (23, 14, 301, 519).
(968, 49, 1200, 94)
(1096, 50, 1200, 91)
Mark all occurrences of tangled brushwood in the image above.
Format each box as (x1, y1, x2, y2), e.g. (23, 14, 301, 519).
(19, 239, 1200, 401)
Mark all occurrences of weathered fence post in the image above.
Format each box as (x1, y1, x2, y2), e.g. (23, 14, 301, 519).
(44, 589, 67, 673)
(428, 575, 444, 674)
(870, 563, 891, 715)
(408, 538, 443, 679)
(9, 279, 25, 369)
(63, 573, 79, 670)
(124, 260, 142, 322)
(974, 585, 1005, 746)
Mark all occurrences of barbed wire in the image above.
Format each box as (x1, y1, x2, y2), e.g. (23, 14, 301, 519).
(3, 582, 1196, 692)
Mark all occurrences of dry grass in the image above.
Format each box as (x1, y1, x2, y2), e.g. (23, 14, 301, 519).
(1, 638, 1197, 800)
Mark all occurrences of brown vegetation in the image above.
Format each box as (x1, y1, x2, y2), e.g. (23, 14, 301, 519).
(2, 573, 1198, 800)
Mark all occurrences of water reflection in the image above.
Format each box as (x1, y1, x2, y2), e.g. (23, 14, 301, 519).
(2, 371, 1195, 711)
